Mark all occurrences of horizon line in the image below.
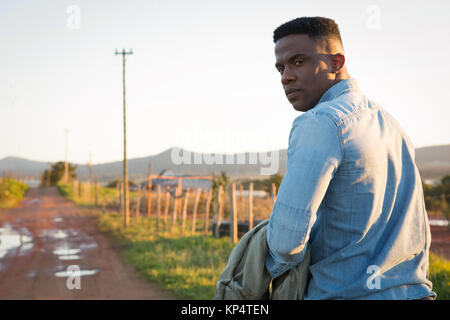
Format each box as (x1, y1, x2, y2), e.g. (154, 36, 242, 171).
(1, 143, 450, 165)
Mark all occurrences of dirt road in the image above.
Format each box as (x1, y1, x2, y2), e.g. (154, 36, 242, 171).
(0, 187, 172, 299)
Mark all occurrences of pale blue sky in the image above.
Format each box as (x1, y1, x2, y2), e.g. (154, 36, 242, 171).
(1, 0, 449, 164)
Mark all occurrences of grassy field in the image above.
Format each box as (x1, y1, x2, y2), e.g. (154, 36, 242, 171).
(0, 178, 28, 209)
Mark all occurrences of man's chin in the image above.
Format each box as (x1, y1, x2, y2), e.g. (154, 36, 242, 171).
(292, 101, 313, 112)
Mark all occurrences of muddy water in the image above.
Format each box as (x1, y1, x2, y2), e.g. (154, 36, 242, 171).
(0, 224, 34, 259)
(0, 219, 100, 280)
(37, 219, 100, 279)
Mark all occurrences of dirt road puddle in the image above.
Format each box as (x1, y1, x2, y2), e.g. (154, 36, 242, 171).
(0, 223, 34, 259)
(54, 269, 99, 278)
(0, 223, 99, 277)
(39, 229, 98, 260)
(42, 228, 101, 279)
(53, 247, 81, 256)
(58, 254, 82, 261)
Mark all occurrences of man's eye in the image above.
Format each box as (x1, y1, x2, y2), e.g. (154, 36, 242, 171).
(294, 60, 303, 66)
(277, 67, 284, 74)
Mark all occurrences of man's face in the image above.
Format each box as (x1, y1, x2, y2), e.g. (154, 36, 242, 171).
(275, 34, 335, 112)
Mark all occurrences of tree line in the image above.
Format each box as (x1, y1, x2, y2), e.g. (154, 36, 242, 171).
(423, 175, 450, 221)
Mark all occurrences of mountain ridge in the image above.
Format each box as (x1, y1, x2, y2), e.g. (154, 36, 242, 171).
(1, 145, 449, 182)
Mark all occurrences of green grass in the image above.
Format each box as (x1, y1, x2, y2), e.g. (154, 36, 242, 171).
(96, 212, 235, 299)
(0, 179, 28, 209)
(429, 252, 450, 300)
(58, 183, 74, 200)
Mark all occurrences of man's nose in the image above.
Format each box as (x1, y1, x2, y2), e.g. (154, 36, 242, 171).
(281, 67, 295, 85)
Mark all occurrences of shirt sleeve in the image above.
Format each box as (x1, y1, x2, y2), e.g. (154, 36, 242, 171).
(265, 111, 342, 278)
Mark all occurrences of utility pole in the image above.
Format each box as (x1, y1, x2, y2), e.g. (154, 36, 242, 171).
(115, 48, 133, 228)
(64, 129, 69, 184)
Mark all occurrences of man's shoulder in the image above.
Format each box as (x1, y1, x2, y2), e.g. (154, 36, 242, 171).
(306, 90, 377, 127)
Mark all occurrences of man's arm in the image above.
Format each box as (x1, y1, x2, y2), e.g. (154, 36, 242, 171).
(265, 112, 342, 278)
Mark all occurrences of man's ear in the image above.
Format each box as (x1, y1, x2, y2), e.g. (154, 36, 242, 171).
(331, 54, 345, 73)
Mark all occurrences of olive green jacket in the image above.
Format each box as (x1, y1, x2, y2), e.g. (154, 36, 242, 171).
(214, 220, 310, 300)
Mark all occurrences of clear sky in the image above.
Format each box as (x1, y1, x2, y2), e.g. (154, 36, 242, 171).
(1, 0, 449, 164)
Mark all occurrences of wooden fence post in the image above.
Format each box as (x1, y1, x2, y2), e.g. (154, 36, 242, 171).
(135, 184, 141, 217)
(171, 190, 178, 231)
(229, 183, 238, 244)
(147, 164, 152, 217)
(248, 182, 254, 231)
(156, 184, 161, 230)
(191, 188, 201, 234)
(181, 190, 189, 234)
(177, 178, 182, 219)
(94, 181, 98, 206)
(272, 183, 277, 205)
(164, 187, 170, 228)
(86, 182, 91, 204)
(239, 184, 244, 208)
(204, 187, 212, 235)
(214, 185, 224, 238)
(171, 179, 182, 231)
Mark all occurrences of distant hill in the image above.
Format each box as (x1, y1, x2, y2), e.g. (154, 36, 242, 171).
(0, 157, 52, 178)
(415, 145, 450, 180)
(0, 148, 287, 183)
(1, 144, 449, 183)
(81, 148, 288, 182)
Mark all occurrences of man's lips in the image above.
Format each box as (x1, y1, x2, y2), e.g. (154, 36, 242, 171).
(285, 88, 302, 99)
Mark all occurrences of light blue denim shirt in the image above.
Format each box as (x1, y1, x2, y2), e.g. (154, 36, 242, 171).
(266, 79, 435, 300)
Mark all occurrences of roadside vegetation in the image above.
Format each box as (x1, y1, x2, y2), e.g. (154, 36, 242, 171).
(423, 175, 450, 222)
(429, 253, 450, 299)
(0, 178, 28, 209)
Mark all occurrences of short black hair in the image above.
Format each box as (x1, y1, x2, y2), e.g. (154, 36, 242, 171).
(273, 16, 343, 45)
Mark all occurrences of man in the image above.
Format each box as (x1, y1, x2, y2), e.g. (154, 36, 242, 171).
(265, 17, 436, 300)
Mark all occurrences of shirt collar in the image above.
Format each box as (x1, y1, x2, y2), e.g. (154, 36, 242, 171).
(317, 78, 360, 105)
